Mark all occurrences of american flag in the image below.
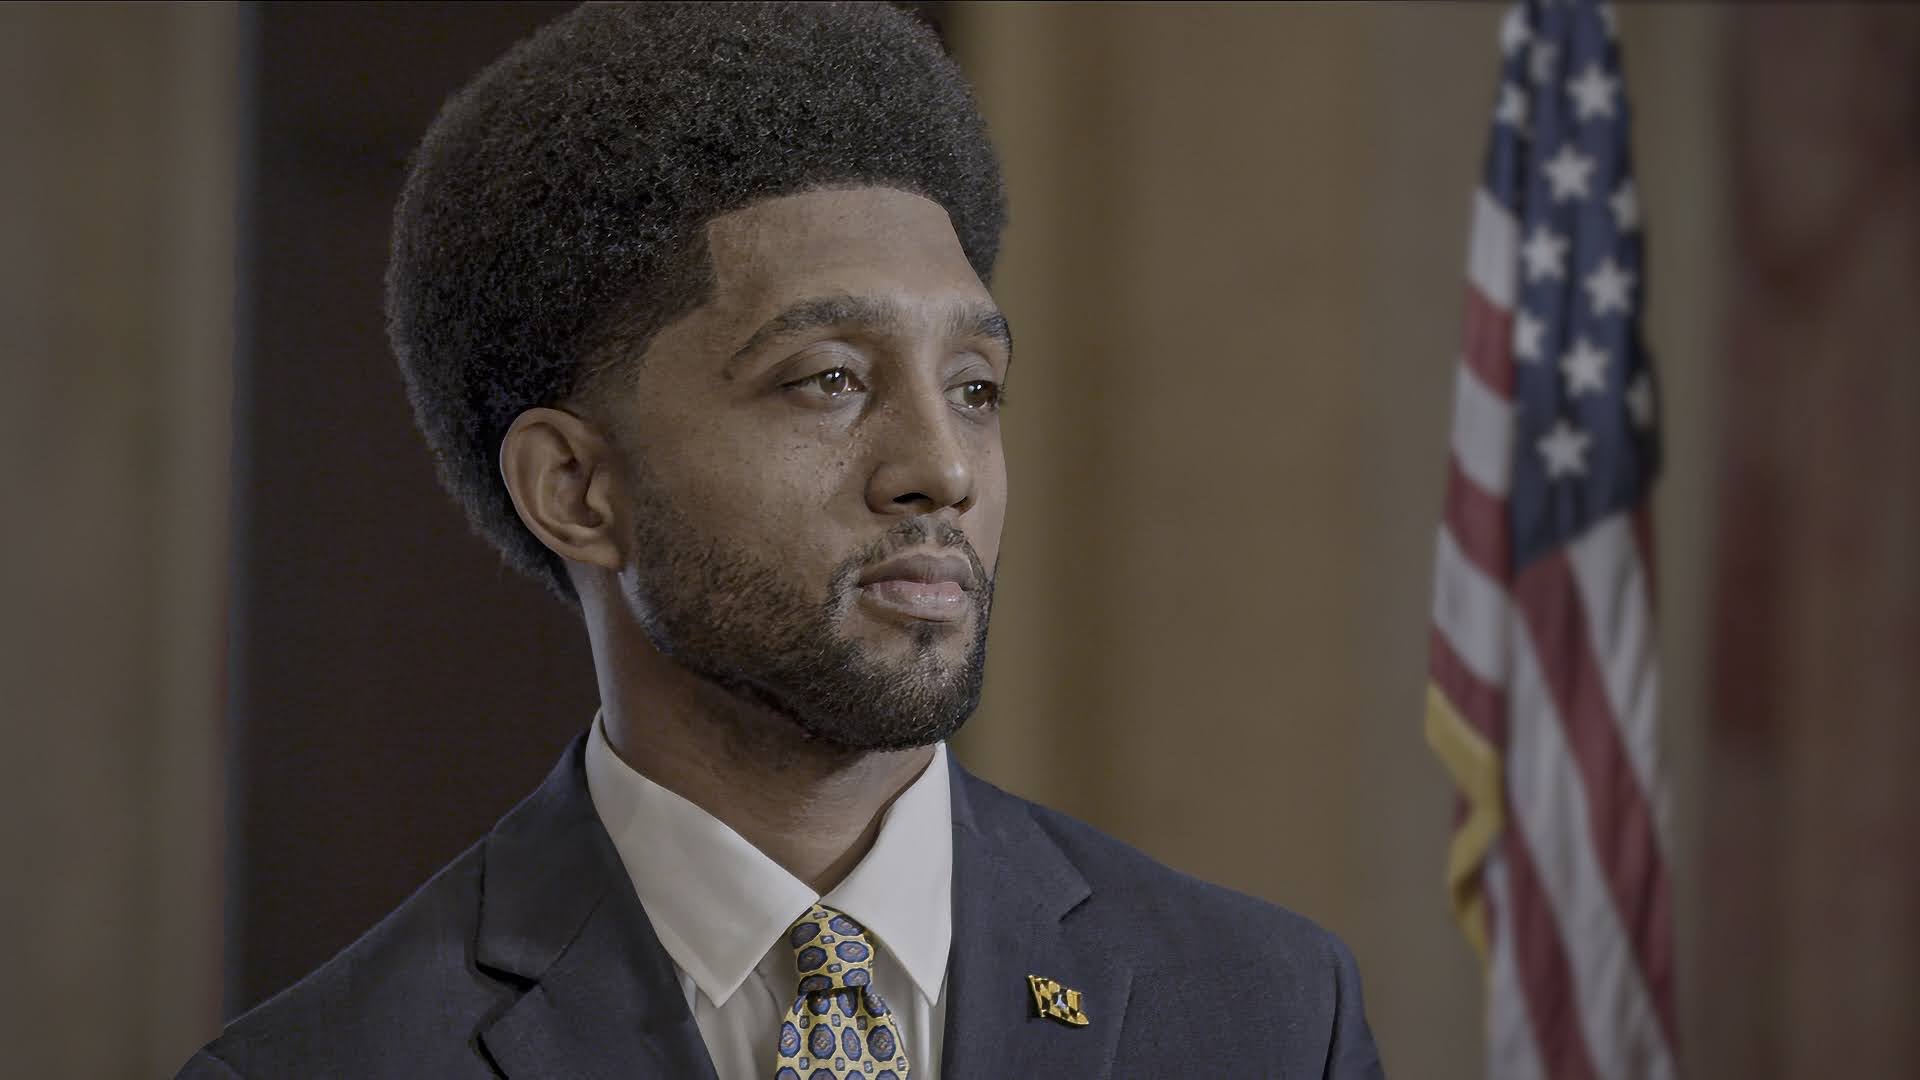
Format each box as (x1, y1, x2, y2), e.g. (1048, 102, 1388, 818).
(1426, 2, 1678, 1077)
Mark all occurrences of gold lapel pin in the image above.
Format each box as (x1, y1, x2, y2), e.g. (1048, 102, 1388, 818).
(1026, 974, 1090, 1027)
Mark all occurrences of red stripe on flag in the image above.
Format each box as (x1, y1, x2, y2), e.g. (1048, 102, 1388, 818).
(1430, 626, 1508, 749)
(1513, 551, 1680, 1050)
(1443, 457, 1510, 583)
(1463, 284, 1515, 397)
(1502, 818, 1601, 1080)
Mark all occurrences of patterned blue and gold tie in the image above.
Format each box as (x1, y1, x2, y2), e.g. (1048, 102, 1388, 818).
(773, 904, 911, 1080)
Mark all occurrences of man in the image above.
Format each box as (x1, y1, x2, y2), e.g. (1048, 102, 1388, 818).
(181, 4, 1383, 1077)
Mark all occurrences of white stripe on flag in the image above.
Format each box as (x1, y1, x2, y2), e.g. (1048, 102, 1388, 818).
(1508, 620, 1676, 1080)
(1468, 188, 1520, 310)
(1432, 526, 1510, 687)
(1450, 363, 1514, 498)
(1483, 853, 1546, 1080)
(1565, 515, 1670, 835)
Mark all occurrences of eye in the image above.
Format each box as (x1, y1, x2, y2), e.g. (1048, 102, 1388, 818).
(786, 367, 868, 400)
(947, 379, 1004, 412)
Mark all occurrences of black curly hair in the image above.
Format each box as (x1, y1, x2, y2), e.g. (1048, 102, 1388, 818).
(387, 1, 1007, 604)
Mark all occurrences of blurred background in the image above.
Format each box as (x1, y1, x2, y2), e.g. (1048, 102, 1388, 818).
(3, 2, 1915, 1077)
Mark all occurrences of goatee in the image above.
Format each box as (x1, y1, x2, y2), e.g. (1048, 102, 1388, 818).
(623, 501, 993, 753)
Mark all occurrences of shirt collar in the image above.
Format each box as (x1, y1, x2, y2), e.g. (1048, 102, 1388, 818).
(822, 736, 952, 1005)
(583, 712, 952, 1008)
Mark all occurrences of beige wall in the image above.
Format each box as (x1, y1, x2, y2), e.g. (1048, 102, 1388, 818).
(0, 4, 236, 1076)
(948, 6, 1727, 1076)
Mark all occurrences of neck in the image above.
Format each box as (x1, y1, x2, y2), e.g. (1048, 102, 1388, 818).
(591, 621, 935, 894)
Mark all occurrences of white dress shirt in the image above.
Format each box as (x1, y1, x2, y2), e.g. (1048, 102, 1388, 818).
(584, 714, 951, 1080)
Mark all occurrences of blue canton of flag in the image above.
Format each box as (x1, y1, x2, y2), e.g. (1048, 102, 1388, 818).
(1487, 0, 1659, 570)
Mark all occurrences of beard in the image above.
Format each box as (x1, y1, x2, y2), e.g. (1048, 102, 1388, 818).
(619, 483, 993, 753)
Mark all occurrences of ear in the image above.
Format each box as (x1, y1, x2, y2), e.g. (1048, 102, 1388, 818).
(499, 406, 626, 573)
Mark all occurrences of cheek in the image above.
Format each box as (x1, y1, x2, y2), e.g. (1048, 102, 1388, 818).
(639, 425, 857, 563)
(969, 439, 1009, 570)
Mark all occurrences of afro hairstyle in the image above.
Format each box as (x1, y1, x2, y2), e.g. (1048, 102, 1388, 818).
(386, 1, 1007, 604)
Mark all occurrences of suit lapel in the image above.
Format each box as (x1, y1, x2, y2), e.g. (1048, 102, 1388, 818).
(941, 759, 1132, 1079)
(474, 736, 718, 1080)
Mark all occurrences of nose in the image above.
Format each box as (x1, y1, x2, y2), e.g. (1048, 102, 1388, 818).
(864, 391, 976, 518)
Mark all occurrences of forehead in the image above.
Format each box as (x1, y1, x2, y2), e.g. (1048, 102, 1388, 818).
(698, 186, 991, 330)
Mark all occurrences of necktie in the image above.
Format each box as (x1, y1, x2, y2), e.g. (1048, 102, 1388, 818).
(773, 904, 912, 1080)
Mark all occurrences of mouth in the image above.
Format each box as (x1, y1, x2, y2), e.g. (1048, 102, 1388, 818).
(855, 550, 978, 624)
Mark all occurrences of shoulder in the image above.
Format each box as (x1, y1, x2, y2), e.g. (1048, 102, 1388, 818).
(186, 842, 508, 1079)
(955, 769, 1384, 1077)
(966, 769, 1352, 973)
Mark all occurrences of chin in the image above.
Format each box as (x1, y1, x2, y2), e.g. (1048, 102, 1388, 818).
(850, 615, 976, 663)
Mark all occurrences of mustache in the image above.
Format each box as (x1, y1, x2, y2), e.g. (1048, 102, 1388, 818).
(834, 519, 990, 596)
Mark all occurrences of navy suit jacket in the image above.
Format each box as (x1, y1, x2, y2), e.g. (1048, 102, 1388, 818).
(180, 737, 1384, 1078)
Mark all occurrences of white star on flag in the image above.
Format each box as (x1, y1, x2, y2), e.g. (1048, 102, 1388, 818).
(1627, 371, 1656, 428)
(1513, 310, 1546, 363)
(1537, 418, 1593, 478)
(1599, 3, 1619, 39)
(1521, 224, 1569, 282)
(1610, 180, 1640, 232)
(1496, 83, 1529, 131)
(1529, 40, 1558, 85)
(1567, 62, 1619, 123)
(1501, 5, 1530, 55)
(1560, 336, 1610, 395)
(1584, 256, 1636, 317)
(1543, 143, 1596, 202)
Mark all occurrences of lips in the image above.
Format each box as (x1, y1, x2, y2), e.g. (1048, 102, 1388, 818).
(856, 550, 978, 623)
(857, 552, 978, 590)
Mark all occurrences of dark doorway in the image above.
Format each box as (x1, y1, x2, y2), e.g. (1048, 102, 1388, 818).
(229, 0, 590, 1015)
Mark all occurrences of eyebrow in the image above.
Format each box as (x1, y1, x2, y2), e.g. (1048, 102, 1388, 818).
(728, 293, 1014, 368)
